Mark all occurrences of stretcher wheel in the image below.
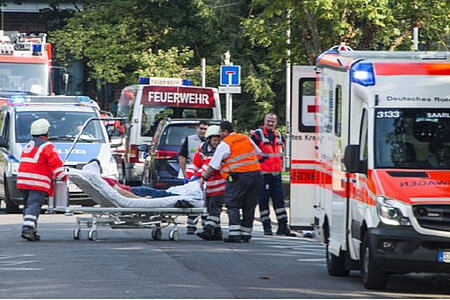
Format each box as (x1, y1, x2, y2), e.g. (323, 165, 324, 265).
(151, 228, 162, 240)
(169, 230, 179, 241)
(73, 229, 81, 240)
(88, 230, 97, 241)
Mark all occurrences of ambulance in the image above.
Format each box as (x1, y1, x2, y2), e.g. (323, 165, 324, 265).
(292, 46, 450, 289)
(115, 77, 221, 184)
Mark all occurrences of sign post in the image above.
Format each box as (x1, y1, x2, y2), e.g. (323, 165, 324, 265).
(219, 65, 241, 122)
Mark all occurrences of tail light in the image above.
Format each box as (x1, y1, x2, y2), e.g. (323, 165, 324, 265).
(129, 144, 143, 164)
(155, 150, 178, 160)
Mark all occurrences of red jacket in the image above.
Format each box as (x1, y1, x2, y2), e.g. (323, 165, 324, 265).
(17, 137, 67, 194)
(186, 141, 226, 197)
(251, 126, 284, 174)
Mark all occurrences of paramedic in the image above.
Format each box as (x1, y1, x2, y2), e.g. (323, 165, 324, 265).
(185, 125, 227, 241)
(88, 159, 177, 199)
(251, 113, 295, 236)
(179, 120, 209, 234)
(17, 119, 68, 241)
(201, 121, 263, 243)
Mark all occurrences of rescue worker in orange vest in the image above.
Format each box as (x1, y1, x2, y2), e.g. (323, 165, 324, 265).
(17, 119, 68, 241)
(201, 121, 263, 243)
(185, 125, 227, 240)
(251, 113, 295, 236)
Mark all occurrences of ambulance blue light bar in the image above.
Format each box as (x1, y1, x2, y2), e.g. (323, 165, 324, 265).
(351, 62, 375, 86)
(138, 76, 192, 86)
(182, 79, 192, 86)
(138, 77, 150, 84)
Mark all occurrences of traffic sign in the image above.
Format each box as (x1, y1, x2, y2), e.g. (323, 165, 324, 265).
(220, 65, 241, 86)
(218, 86, 241, 94)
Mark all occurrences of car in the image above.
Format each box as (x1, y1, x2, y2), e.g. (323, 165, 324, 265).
(141, 118, 221, 189)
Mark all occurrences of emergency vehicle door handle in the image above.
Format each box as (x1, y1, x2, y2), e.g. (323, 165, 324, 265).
(351, 179, 356, 183)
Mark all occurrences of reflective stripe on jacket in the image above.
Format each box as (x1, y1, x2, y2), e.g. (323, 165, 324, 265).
(220, 133, 261, 179)
(253, 127, 284, 173)
(186, 141, 226, 196)
(17, 137, 67, 193)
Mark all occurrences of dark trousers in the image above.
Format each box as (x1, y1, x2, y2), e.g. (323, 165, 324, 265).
(187, 197, 209, 230)
(22, 190, 47, 232)
(258, 174, 288, 231)
(204, 194, 224, 234)
(224, 170, 263, 240)
(130, 186, 177, 198)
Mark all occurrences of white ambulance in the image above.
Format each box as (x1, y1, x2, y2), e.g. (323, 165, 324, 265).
(292, 46, 450, 289)
(115, 77, 221, 184)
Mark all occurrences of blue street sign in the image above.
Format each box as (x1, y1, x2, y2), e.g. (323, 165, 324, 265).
(220, 65, 241, 86)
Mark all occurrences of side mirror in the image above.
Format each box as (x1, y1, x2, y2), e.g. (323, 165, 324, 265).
(0, 136, 8, 148)
(344, 144, 360, 173)
(137, 144, 148, 152)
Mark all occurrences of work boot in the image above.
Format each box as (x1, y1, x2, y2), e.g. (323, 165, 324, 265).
(186, 227, 196, 235)
(223, 236, 242, 243)
(241, 236, 250, 243)
(211, 228, 223, 241)
(21, 229, 40, 241)
(196, 231, 213, 241)
(263, 225, 273, 236)
(276, 227, 296, 237)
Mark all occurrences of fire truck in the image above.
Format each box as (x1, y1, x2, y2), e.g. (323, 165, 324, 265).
(291, 46, 450, 289)
(0, 31, 68, 100)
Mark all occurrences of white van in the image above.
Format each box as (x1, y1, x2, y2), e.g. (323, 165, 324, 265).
(115, 78, 221, 184)
(292, 47, 450, 289)
(0, 96, 118, 212)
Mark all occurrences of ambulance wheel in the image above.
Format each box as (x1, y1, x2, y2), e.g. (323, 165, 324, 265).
(169, 230, 179, 241)
(326, 241, 349, 277)
(73, 229, 81, 240)
(361, 235, 387, 290)
(152, 228, 162, 240)
(88, 230, 98, 241)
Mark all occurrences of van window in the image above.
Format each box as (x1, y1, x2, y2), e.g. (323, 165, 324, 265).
(375, 108, 450, 169)
(141, 107, 213, 137)
(298, 78, 316, 133)
(359, 109, 368, 161)
(15, 111, 106, 143)
(1, 111, 9, 141)
(160, 124, 197, 147)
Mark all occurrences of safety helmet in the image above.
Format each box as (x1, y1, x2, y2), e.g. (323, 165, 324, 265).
(205, 125, 220, 139)
(30, 118, 51, 135)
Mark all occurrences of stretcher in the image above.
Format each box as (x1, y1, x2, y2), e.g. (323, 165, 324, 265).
(52, 165, 206, 241)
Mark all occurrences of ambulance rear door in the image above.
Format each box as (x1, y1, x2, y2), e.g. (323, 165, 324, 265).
(290, 66, 316, 229)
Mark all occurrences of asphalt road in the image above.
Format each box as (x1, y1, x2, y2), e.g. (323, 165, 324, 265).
(1, 210, 450, 299)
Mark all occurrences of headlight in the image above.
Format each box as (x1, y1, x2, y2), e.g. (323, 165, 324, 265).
(376, 196, 411, 226)
(101, 162, 119, 179)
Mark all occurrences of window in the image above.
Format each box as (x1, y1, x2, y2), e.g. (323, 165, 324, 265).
(359, 109, 368, 162)
(298, 78, 316, 132)
(335, 85, 342, 137)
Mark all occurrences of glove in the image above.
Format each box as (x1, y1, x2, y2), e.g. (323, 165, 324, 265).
(183, 177, 190, 184)
(189, 175, 198, 182)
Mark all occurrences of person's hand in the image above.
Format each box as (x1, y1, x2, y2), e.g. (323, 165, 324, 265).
(198, 177, 204, 185)
(183, 177, 190, 184)
(145, 196, 152, 199)
(190, 175, 198, 182)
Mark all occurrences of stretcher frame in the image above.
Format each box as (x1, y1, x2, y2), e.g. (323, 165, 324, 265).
(56, 206, 205, 241)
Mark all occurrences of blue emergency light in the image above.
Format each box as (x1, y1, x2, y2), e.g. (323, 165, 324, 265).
(138, 77, 150, 84)
(351, 62, 375, 86)
(9, 95, 30, 105)
(182, 79, 192, 86)
(32, 44, 42, 56)
(77, 96, 92, 105)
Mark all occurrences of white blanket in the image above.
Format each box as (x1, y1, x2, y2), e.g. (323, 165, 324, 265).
(68, 162, 204, 208)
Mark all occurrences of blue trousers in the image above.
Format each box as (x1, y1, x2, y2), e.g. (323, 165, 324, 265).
(22, 190, 47, 231)
(130, 186, 178, 198)
(258, 174, 288, 230)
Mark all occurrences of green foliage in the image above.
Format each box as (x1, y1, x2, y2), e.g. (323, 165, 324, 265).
(49, 0, 450, 130)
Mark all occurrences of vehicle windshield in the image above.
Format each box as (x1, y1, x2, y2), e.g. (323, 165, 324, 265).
(141, 106, 213, 137)
(15, 111, 106, 143)
(375, 108, 450, 169)
(0, 63, 48, 95)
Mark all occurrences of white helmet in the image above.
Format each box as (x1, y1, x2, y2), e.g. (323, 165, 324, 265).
(30, 119, 51, 135)
(205, 125, 220, 139)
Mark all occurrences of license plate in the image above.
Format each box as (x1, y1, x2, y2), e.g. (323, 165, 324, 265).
(438, 251, 450, 263)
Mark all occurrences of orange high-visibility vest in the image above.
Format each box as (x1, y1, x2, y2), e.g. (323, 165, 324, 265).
(220, 133, 260, 179)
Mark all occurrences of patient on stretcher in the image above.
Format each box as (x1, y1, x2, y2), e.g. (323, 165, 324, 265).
(86, 159, 200, 201)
